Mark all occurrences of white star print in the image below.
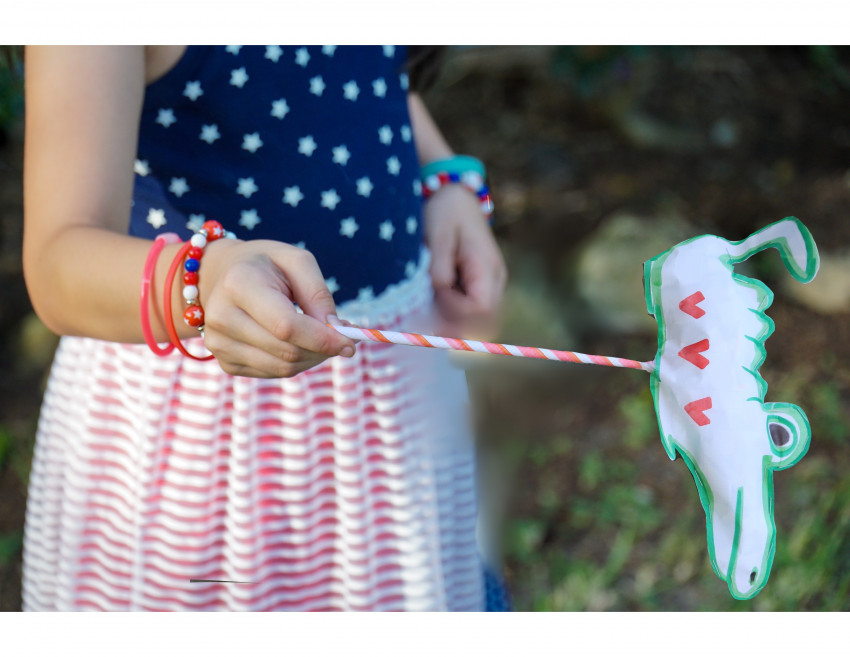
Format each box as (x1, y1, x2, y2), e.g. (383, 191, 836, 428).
(294, 241, 306, 250)
(169, 177, 189, 197)
(242, 133, 263, 153)
(382, 45, 396, 57)
(265, 45, 283, 62)
(405, 261, 417, 278)
(225, 45, 242, 55)
(295, 47, 310, 67)
(239, 209, 261, 230)
(320, 189, 341, 211)
(339, 217, 359, 238)
(356, 177, 373, 197)
(298, 136, 317, 157)
(378, 125, 393, 145)
(237, 177, 258, 198)
(270, 98, 289, 119)
(200, 124, 220, 144)
(342, 80, 360, 101)
(322, 45, 337, 56)
(230, 67, 248, 88)
(283, 186, 304, 207)
(372, 78, 387, 98)
(357, 287, 374, 303)
(379, 220, 395, 241)
(156, 109, 176, 128)
(309, 75, 325, 96)
(147, 208, 166, 229)
(412, 179, 422, 196)
(183, 81, 203, 101)
(332, 145, 351, 166)
(187, 214, 205, 231)
(400, 125, 412, 142)
(134, 160, 150, 176)
(386, 156, 401, 176)
(325, 277, 339, 295)
(406, 216, 418, 234)
(400, 73, 409, 90)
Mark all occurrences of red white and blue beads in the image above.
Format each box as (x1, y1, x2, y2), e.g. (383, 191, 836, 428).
(182, 220, 236, 330)
(421, 170, 494, 222)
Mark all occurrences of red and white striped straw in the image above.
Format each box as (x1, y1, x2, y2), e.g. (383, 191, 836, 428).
(329, 325, 655, 372)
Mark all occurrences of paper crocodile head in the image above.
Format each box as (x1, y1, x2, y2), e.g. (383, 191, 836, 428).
(644, 217, 819, 600)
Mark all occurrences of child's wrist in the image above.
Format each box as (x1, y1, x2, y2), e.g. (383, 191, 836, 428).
(420, 155, 493, 223)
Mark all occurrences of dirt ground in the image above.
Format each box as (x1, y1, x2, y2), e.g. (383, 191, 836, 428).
(1, 46, 849, 611)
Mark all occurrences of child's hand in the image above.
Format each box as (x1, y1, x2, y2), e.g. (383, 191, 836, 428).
(198, 239, 357, 378)
(424, 184, 507, 339)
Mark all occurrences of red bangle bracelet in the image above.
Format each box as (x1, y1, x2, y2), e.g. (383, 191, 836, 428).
(140, 233, 182, 356)
(163, 241, 215, 361)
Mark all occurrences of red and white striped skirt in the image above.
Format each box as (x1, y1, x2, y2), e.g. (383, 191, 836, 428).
(22, 261, 484, 611)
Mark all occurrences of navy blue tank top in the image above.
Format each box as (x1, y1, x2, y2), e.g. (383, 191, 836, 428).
(130, 45, 424, 305)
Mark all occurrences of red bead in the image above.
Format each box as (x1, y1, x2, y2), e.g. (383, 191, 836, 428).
(187, 246, 203, 260)
(202, 220, 225, 240)
(183, 305, 205, 327)
(437, 172, 450, 185)
(183, 271, 199, 286)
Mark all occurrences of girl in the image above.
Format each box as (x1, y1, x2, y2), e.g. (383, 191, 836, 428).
(21, 45, 507, 611)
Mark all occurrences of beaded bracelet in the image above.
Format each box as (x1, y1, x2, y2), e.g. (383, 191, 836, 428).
(420, 155, 486, 180)
(140, 232, 182, 356)
(421, 169, 494, 223)
(163, 220, 233, 361)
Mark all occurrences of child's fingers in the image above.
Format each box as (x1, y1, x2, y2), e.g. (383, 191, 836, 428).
(271, 246, 340, 324)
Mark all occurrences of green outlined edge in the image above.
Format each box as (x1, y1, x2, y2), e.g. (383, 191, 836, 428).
(642, 217, 817, 599)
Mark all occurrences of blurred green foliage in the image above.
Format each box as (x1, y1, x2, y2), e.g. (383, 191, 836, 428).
(0, 47, 24, 131)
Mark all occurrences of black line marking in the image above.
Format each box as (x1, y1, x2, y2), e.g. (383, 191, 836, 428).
(189, 579, 254, 584)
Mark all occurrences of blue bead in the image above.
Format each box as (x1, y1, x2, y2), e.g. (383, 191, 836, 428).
(478, 184, 490, 197)
(448, 172, 460, 183)
(184, 258, 200, 272)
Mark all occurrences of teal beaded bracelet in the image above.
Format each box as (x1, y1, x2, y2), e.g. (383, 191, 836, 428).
(420, 155, 486, 180)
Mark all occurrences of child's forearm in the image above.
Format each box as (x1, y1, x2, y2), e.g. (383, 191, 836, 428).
(407, 93, 455, 165)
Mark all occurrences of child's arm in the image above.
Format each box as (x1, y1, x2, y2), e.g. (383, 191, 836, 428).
(23, 46, 355, 378)
(407, 93, 507, 337)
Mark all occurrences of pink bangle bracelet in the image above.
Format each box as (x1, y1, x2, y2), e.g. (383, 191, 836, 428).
(140, 232, 182, 356)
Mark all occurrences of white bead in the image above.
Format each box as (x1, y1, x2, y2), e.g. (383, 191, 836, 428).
(225, 231, 237, 240)
(190, 233, 207, 248)
(461, 171, 483, 189)
(183, 285, 199, 301)
(425, 174, 441, 191)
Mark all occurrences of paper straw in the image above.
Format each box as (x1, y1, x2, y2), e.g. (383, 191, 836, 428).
(328, 325, 654, 373)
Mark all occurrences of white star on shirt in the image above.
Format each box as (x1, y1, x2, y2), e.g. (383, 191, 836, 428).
(265, 45, 283, 62)
(325, 277, 339, 295)
(237, 177, 258, 198)
(134, 159, 150, 176)
(295, 47, 310, 67)
(386, 156, 401, 176)
(405, 261, 418, 278)
(320, 189, 341, 211)
(187, 214, 205, 231)
(270, 98, 289, 119)
(332, 145, 351, 166)
(298, 136, 317, 157)
(412, 179, 422, 196)
(199, 124, 220, 144)
(183, 81, 203, 101)
(378, 125, 393, 145)
(322, 45, 337, 56)
(230, 67, 249, 87)
(225, 45, 242, 55)
(156, 108, 176, 128)
(283, 186, 304, 207)
(406, 216, 418, 234)
(339, 217, 359, 238)
(147, 208, 166, 229)
(239, 209, 261, 230)
(400, 125, 412, 142)
(242, 133, 263, 153)
(372, 78, 387, 98)
(309, 75, 325, 96)
(342, 80, 360, 101)
(357, 287, 374, 303)
(356, 177, 373, 197)
(400, 73, 409, 90)
(379, 220, 395, 241)
(382, 45, 396, 58)
(169, 177, 189, 197)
